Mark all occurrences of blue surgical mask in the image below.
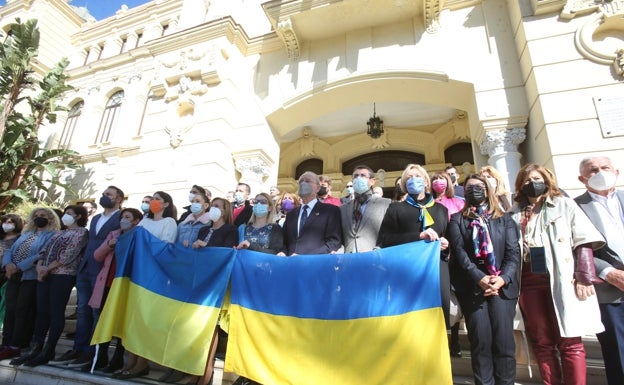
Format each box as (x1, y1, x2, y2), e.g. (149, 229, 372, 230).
(140, 202, 150, 213)
(406, 177, 426, 195)
(353, 177, 369, 194)
(190, 202, 203, 214)
(253, 204, 269, 218)
(346, 186, 354, 195)
(234, 191, 245, 204)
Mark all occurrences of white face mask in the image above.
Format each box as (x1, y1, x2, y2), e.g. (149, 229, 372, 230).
(208, 207, 222, 222)
(61, 214, 75, 227)
(189, 193, 196, 203)
(2, 223, 15, 233)
(588, 170, 617, 192)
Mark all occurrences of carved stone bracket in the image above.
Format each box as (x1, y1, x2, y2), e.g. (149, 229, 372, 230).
(479, 127, 526, 157)
(424, 0, 442, 34)
(276, 18, 300, 59)
(233, 150, 274, 191)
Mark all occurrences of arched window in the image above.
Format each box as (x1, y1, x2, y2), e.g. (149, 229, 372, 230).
(58, 101, 83, 149)
(295, 159, 323, 180)
(95, 90, 124, 144)
(341, 151, 426, 175)
(444, 143, 474, 166)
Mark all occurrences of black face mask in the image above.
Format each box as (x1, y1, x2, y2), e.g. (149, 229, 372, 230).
(34, 217, 49, 228)
(99, 195, 115, 209)
(465, 186, 487, 207)
(521, 180, 547, 198)
(317, 186, 328, 197)
(449, 175, 457, 184)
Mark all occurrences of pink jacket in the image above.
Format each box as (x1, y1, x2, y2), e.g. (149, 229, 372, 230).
(88, 229, 121, 309)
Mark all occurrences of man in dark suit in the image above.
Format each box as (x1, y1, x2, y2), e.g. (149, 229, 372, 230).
(55, 186, 123, 368)
(340, 165, 390, 253)
(575, 156, 624, 385)
(279, 171, 342, 256)
(445, 165, 464, 197)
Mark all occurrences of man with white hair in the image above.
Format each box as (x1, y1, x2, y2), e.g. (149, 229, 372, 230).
(575, 156, 624, 385)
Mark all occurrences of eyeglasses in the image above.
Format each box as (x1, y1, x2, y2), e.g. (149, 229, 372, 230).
(254, 199, 269, 205)
(465, 184, 486, 191)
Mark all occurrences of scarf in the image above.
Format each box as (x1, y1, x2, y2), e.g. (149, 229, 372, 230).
(468, 205, 500, 276)
(352, 190, 373, 228)
(405, 193, 436, 228)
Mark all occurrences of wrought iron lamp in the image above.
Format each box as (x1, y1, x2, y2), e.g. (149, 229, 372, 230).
(366, 103, 384, 139)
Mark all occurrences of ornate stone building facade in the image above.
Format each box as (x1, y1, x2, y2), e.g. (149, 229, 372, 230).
(1, 0, 623, 207)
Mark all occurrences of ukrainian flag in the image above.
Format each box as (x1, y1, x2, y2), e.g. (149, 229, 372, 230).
(92, 227, 236, 375)
(225, 241, 452, 385)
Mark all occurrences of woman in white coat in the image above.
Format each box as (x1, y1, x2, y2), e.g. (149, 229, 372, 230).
(511, 163, 605, 385)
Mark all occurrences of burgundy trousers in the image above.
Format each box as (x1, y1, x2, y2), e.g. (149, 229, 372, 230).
(519, 266, 586, 385)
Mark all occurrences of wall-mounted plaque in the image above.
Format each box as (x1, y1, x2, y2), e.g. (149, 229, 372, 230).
(593, 96, 624, 138)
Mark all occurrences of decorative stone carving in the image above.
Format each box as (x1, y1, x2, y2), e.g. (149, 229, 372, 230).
(233, 150, 274, 192)
(575, 10, 624, 69)
(164, 75, 208, 102)
(424, 0, 442, 34)
(370, 130, 390, 149)
(614, 48, 624, 76)
(276, 18, 300, 59)
(479, 127, 526, 157)
(376, 169, 387, 187)
(164, 100, 196, 148)
(128, 72, 142, 84)
(561, 0, 624, 20)
(299, 127, 317, 157)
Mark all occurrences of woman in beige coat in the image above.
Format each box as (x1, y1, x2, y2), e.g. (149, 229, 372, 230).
(511, 163, 605, 385)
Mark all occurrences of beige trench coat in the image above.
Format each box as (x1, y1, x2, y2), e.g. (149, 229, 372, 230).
(511, 195, 605, 338)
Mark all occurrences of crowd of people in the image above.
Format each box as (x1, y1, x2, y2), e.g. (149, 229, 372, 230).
(0, 155, 622, 385)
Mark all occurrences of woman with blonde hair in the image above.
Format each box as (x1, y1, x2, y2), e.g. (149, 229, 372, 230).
(480, 166, 512, 211)
(0, 207, 60, 360)
(378, 164, 451, 326)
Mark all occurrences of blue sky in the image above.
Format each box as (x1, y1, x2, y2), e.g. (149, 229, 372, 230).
(1, 1, 152, 21)
(69, 0, 152, 20)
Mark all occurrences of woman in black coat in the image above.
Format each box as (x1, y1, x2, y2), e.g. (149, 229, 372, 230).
(377, 164, 451, 326)
(447, 174, 520, 385)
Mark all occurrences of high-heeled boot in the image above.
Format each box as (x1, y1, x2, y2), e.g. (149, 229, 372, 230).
(10, 342, 43, 366)
(24, 343, 55, 367)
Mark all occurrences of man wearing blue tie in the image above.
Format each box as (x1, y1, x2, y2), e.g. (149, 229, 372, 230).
(279, 171, 342, 256)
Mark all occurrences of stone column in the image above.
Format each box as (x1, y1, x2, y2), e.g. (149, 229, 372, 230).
(233, 150, 274, 196)
(479, 127, 526, 194)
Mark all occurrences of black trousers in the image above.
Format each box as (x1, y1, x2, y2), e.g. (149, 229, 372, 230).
(457, 291, 517, 385)
(3, 275, 37, 348)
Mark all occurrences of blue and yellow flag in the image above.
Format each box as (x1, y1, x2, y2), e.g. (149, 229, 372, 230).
(225, 241, 452, 385)
(91, 227, 236, 375)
